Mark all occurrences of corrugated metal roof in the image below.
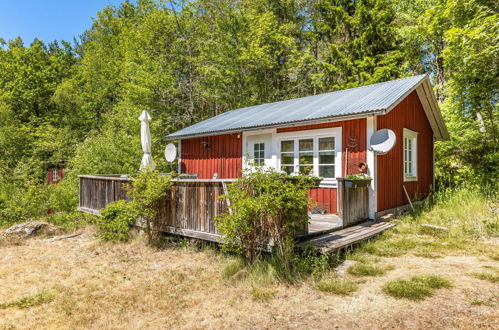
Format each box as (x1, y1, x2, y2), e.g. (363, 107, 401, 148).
(167, 74, 427, 140)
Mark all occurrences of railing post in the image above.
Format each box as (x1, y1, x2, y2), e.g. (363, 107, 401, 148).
(337, 178, 345, 227)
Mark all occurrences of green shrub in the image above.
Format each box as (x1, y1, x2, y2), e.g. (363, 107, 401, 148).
(97, 170, 174, 242)
(128, 170, 174, 243)
(383, 275, 452, 300)
(215, 168, 320, 264)
(98, 200, 140, 241)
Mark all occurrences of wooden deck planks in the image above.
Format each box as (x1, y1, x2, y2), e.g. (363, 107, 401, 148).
(300, 221, 396, 252)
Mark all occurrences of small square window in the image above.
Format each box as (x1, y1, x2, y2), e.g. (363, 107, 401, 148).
(403, 128, 418, 181)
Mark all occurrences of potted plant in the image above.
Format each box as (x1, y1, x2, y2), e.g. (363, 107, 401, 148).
(342, 173, 372, 188)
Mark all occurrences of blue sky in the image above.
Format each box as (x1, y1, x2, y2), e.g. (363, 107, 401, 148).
(0, 0, 124, 45)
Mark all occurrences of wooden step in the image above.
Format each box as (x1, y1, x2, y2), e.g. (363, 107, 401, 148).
(299, 221, 396, 253)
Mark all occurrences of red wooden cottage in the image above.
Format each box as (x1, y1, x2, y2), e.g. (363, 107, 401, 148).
(166, 74, 448, 220)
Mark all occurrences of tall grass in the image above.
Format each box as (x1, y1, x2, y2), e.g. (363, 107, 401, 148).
(407, 186, 498, 238)
(354, 185, 498, 259)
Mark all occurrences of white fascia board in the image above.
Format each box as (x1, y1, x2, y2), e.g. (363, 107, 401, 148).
(366, 115, 377, 219)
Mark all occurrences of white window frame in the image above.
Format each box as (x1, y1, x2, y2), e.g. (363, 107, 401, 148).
(253, 142, 265, 166)
(52, 169, 59, 181)
(277, 127, 342, 187)
(403, 128, 418, 182)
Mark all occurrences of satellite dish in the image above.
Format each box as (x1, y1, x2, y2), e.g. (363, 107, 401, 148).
(369, 129, 396, 154)
(164, 143, 177, 162)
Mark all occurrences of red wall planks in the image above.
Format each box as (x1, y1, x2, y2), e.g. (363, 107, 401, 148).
(279, 118, 367, 214)
(376, 91, 434, 211)
(47, 168, 63, 184)
(308, 187, 337, 214)
(180, 133, 243, 179)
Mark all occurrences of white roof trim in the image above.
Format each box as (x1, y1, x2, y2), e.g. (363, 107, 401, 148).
(385, 75, 448, 141)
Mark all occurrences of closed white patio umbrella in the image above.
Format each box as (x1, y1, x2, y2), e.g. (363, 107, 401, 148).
(138, 110, 155, 170)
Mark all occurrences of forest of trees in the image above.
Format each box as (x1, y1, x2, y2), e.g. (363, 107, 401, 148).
(0, 0, 497, 225)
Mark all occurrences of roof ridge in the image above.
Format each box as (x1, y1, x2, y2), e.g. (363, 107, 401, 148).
(221, 74, 427, 115)
(322, 73, 427, 96)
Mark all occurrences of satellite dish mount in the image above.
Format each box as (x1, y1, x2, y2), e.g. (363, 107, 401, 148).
(164, 143, 177, 162)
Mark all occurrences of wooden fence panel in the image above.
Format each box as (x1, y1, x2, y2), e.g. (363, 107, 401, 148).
(78, 175, 233, 241)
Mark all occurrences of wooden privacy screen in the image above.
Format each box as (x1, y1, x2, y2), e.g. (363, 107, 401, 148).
(336, 178, 369, 227)
(78, 175, 232, 242)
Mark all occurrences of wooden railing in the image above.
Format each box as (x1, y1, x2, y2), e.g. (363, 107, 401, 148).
(78, 175, 234, 242)
(78, 175, 132, 216)
(79, 175, 369, 241)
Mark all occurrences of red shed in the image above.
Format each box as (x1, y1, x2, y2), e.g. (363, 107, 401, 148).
(47, 167, 64, 184)
(166, 75, 448, 219)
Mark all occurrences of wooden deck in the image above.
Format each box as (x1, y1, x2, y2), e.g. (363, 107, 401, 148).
(308, 214, 342, 235)
(300, 221, 395, 253)
(78, 174, 390, 249)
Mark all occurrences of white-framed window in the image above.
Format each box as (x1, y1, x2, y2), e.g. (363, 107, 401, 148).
(298, 138, 314, 174)
(277, 127, 342, 186)
(318, 137, 335, 178)
(52, 169, 59, 181)
(253, 143, 265, 166)
(403, 128, 418, 181)
(280, 140, 295, 174)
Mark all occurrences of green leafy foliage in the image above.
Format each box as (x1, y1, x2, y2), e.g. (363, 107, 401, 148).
(98, 200, 140, 241)
(215, 169, 319, 264)
(344, 174, 372, 180)
(97, 170, 174, 242)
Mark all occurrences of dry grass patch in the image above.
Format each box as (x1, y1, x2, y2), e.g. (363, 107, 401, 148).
(472, 271, 499, 283)
(251, 287, 277, 302)
(347, 263, 394, 277)
(0, 225, 497, 329)
(316, 278, 360, 295)
(0, 291, 54, 309)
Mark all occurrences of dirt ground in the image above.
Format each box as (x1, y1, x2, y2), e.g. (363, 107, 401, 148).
(0, 227, 497, 329)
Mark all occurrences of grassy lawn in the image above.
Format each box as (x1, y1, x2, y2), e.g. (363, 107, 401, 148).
(0, 187, 497, 328)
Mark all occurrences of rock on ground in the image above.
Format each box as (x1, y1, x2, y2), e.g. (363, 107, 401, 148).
(3, 221, 64, 238)
(335, 259, 356, 277)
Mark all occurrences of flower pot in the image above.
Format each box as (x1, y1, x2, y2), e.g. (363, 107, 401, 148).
(343, 178, 372, 188)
